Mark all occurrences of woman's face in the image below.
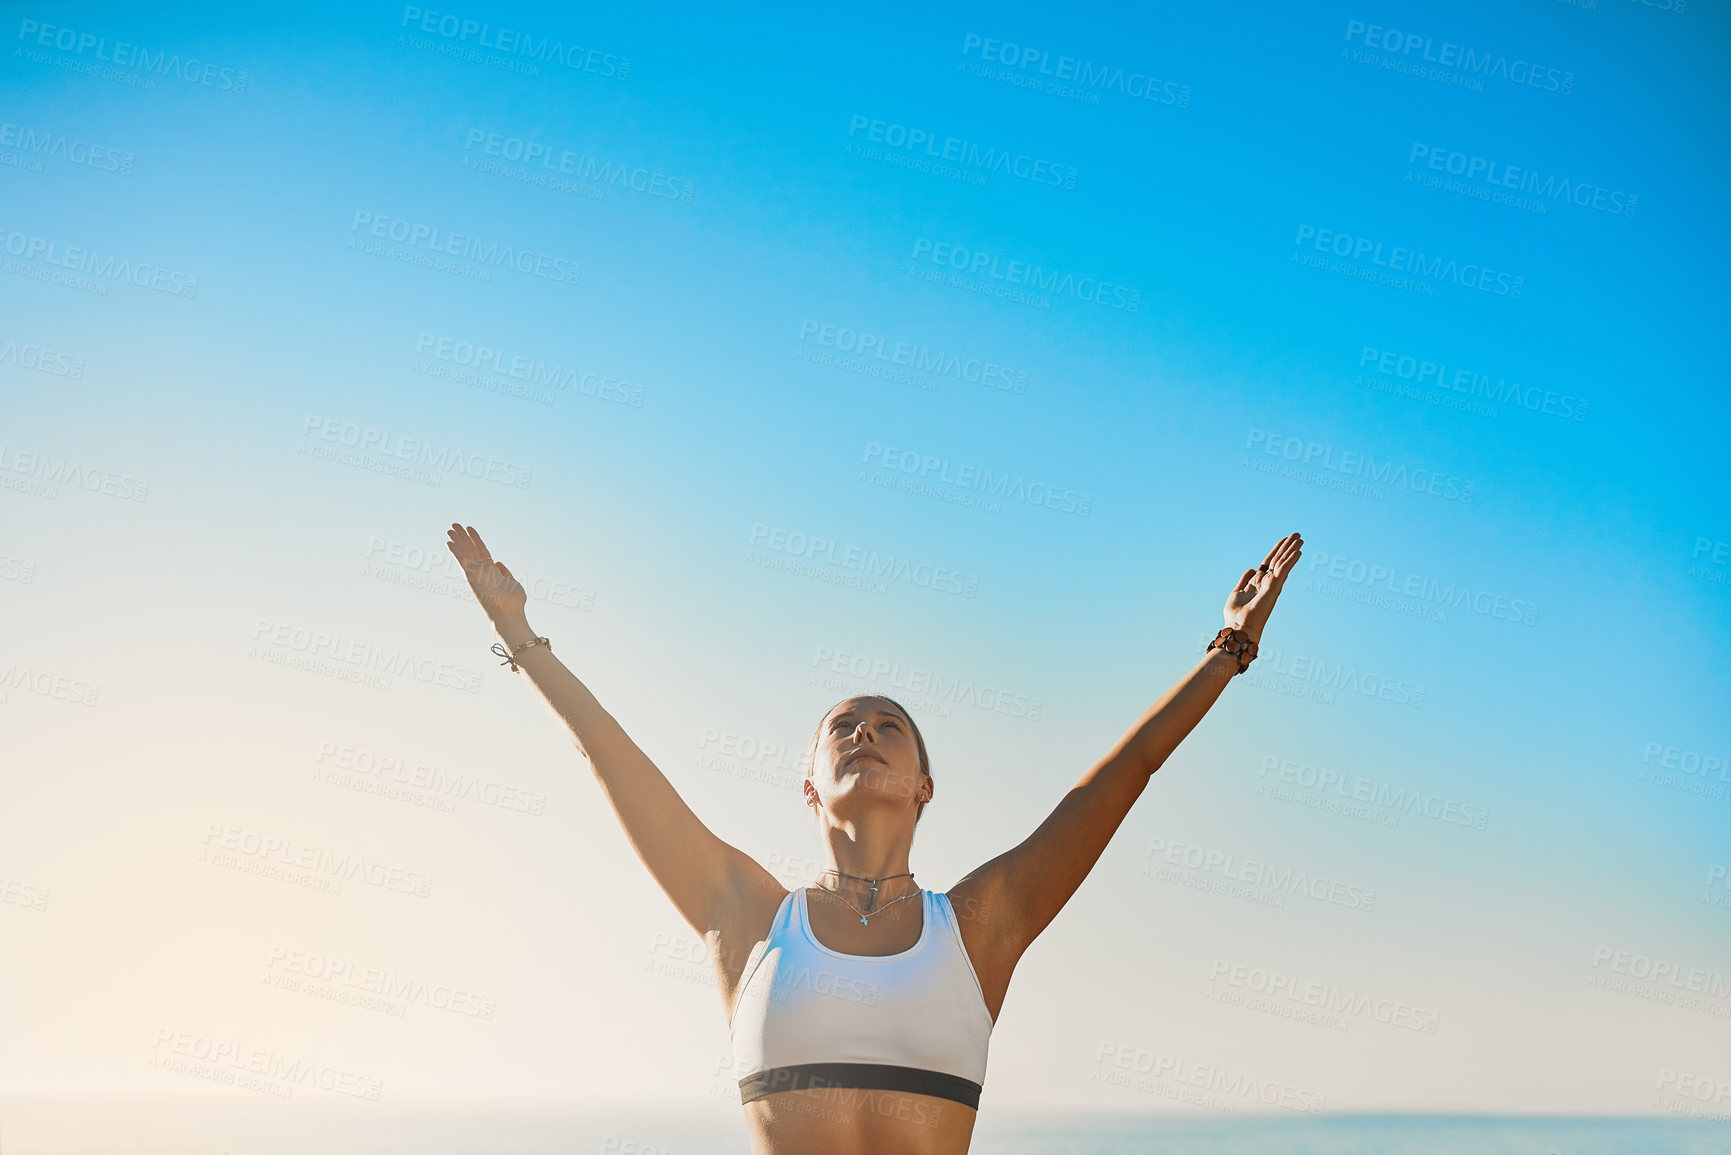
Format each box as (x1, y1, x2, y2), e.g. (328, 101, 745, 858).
(807, 697, 928, 817)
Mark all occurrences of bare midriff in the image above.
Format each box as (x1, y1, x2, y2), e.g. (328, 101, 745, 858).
(740, 1087, 977, 1155)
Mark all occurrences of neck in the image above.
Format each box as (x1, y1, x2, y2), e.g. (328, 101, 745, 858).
(819, 817, 913, 888)
(818, 849, 914, 913)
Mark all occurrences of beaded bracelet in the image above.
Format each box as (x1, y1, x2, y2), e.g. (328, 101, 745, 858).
(1206, 627, 1259, 674)
(491, 636, 551, 671)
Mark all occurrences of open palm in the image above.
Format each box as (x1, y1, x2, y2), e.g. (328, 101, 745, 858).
(445, 523, 527, 623)
(1224, 532, 1303, 643)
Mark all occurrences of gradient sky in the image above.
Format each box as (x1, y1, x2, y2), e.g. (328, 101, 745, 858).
(3, 0, 1729, 1134)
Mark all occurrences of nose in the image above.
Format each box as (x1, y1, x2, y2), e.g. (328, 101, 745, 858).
(851, 723, 876, 743)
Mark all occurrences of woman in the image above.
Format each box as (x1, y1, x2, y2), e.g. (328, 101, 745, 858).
(446, 523, 1302, 1154)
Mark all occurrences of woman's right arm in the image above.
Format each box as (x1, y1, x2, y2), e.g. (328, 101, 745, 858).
(446, 524, 774, 934)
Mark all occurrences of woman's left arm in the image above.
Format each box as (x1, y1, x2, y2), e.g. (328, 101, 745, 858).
(951, 532, 1303, 958)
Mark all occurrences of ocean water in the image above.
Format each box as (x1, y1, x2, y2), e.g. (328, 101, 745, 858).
(4, 1103, 1727, 1155)
(971, 1114, 1728, 1155)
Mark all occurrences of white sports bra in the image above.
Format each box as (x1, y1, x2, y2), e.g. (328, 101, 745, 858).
(729, 887, 994, 1109)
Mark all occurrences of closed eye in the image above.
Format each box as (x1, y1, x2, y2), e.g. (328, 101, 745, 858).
(829, 714, 902, 732)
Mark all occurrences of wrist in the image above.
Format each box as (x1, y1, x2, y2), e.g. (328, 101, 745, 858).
(1207, 626, 1259, 674)
(493, 616, 537, 646)
(1201, 646, 1240, 681)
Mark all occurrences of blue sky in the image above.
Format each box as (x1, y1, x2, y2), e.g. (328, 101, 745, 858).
(3, 0, 1729, 1125)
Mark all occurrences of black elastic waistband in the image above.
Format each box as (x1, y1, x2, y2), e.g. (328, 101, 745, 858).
(739, 1062, 981, 1109)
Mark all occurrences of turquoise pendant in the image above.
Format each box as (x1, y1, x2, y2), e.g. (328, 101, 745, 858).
(860, 916, 868, 925)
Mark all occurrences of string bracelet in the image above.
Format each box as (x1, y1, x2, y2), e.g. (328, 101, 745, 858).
(491, 636, 551, 671)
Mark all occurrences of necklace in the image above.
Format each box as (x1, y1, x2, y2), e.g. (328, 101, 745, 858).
(813, 870, 918, 926)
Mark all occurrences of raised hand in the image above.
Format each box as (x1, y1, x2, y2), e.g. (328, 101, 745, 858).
(445, 523, 528, 625)
(1223, 532, 1303, 644)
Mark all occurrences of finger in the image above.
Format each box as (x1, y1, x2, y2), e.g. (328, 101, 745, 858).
(1271, 535, 1298, 571)
(446, 524, 476, 560)
(1272, 535, 1304, 578)
(1235, 567, 1256, 593)
(466, 525, 493, 560)
(497, 561, 515, 580)
(1252, 533, 1293, 582)
(1267, 542, 1295, 579)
